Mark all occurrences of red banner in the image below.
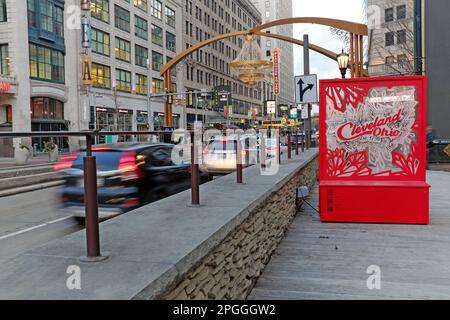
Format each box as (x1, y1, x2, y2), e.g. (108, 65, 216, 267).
(272, 48, 281, 96)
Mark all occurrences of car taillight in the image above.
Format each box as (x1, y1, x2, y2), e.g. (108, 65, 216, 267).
(241, 149, 248, 156)
(54, 155, 76, 171)
(118, 151, 143, 180)
(202, 149, 208, 155)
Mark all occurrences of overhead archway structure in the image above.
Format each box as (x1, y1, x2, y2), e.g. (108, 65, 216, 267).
(160, 17, 368, 128)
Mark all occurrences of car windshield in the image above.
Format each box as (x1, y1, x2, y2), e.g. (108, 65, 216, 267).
(207, 140, 237, 152)
(72, 150, 123, 171)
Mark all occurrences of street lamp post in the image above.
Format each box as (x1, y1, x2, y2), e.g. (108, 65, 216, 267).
(337, 49, 350, 79)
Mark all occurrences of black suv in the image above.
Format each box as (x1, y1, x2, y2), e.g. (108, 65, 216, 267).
(55, 143, 206, 221)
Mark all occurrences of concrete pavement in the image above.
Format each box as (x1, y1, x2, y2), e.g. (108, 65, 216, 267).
(249, 170, 450, 300)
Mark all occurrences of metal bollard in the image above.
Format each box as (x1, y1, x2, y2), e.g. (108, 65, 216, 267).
(190, 132, 200, 205)
(80, 134, 107, 262)
(260, 132, 266, 169)
(302, 135, 305, 153)
(277, 131, 281, 164)
(295, 130, 299, 156)
(235, 137, 243, 184)
(287, 131, 292, 160)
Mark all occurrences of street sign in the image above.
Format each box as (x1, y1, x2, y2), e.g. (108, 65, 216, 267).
(301, 105, 309, 119)
(295, 74, 318, 104)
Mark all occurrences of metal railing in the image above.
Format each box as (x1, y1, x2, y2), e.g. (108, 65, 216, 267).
(0, 129, 307, 261)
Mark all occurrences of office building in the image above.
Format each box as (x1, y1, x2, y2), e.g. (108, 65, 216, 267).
(367, 0, 415, 76)
(251, 0, 294, 109)
(181, 0, 264, 128)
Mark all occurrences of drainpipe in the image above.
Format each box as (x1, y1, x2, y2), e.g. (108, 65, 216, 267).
(414, 0, 423, 75)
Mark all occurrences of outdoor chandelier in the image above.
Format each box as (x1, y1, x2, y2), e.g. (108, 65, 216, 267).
(230, 34, 273, 86)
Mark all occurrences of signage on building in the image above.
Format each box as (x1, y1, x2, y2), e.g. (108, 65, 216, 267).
(214, 85, 232, 112)
(136, 114, 146, 124)
(266, 100, 276, 115)
(81, 55, 93, 85)
(272, 48, 281, 96)
(0, 82, 11, 92)
(81, 16, 91, 48)
(290, 107, 298, 119)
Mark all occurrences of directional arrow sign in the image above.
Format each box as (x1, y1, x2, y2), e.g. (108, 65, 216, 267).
(294, 74, 318, 104)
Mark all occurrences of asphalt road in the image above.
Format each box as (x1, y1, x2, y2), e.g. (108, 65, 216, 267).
(0, 186, 84, 264)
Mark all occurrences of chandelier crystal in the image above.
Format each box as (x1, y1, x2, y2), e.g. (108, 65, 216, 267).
(230, 34, 273, 86)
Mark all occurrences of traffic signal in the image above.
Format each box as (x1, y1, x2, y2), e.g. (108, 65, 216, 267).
(188, 91, 194, 106)
(167, 93, 173, 104)
(146, 123, 150, 130)
(174, 95, 179, 106)
(181, 95, 186, 107)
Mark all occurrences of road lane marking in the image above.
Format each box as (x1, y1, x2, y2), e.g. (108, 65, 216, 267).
(0, 216, 73, 241)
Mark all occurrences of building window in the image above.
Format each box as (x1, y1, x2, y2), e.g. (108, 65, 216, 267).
(92, 28, 110, 56)
(151, 24, 163, 46)
(150, 0, 162, 20)
(115, 5, 130, 32)
(385, 56, 395, 65)
(398, 54, 408, 68)
(92, 63, 111, 89)
(152, 51, 163, 71)
(135, 44, 148, 68)
(397, 5, 406, 20)
(397, 29, 406, 45)
(55, 5, 64, 37)
(115, 37, 131, 62)
(0, 44, 9, 75)
(27, 0, 36, 27)
(135, 74, 148, 95)
(31, 97, 64, 120)
(135, 15, 148, 40)
(91, 0, 109, 23)
(385, 32, 394, 46)
(0, 0, 6, 22)
(116, 69, 131, 92)
(152, 78, 164, 94)
(134, 0, 147, 12)
(40, 0, 53, 33)
(165, 6, 175, 28)
(166, 32, 176, 53)
(29, 43, 64, 82)
(385, 8, 394, 23)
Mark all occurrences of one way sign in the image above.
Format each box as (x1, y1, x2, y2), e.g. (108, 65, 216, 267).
(294, 74, 318, 104)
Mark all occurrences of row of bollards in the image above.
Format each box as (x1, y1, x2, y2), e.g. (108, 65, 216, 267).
(83, 129, 308, 262)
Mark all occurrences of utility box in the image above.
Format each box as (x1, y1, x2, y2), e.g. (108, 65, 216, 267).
(319, 76, 429, 224)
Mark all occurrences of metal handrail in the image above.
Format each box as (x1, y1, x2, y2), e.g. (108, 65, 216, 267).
(0, 129, 305, 262)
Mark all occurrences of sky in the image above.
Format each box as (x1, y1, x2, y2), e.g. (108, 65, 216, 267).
(292, 0, 366, 81)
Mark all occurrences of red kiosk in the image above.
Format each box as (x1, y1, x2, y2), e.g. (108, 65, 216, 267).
(319, 76, 429, 224)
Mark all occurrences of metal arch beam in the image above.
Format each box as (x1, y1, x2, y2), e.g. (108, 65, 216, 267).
(160, 30, 249, 75)
(253, 31, 338, 61)
(250, 17, 368, 36)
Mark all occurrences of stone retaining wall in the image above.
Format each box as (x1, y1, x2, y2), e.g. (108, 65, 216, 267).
(159, 156, 319, 300)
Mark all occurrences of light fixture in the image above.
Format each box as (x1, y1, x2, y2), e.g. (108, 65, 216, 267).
(230, 34, 273, 86)
(336, 49, 349, 79)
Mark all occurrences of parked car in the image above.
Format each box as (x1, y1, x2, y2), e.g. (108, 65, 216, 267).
(201, 135, 258, 177)
(55, 143, 208, 222)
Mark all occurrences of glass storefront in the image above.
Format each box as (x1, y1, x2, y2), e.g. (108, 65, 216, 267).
(153, 112, 180, 131)
(95, 107, 133, 143)
(30, 97, 68, 151)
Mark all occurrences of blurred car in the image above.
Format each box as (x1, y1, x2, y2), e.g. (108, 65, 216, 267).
(201, 136, 258, 177)
(55, 143, 208, 222)
(264, 138, 288, 158)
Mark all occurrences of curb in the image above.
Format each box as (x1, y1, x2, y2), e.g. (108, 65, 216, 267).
(0, 180, 65, 198)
